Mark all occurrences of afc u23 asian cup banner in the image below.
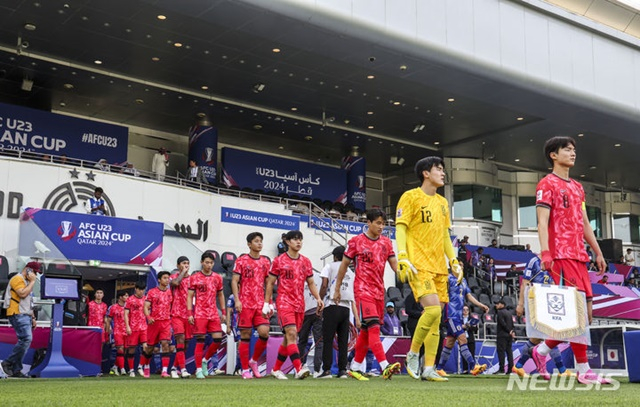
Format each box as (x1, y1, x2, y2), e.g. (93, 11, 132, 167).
(19, 208, 164, 266)
(525, 283, 590, 345)
(188, 125, 218, 184)
(341, 156, 366, 212)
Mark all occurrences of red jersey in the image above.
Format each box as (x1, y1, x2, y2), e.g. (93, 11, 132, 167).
(536, 174, 589, 262)
(107, 303, 126, 336)
(233, 254, 271, 309)
(125, 295, 147, 332)
(189, 271, 223, 319)
(87, 300, 107, 328)
(345, 233, 395, 301)
(270, 253, 313, 313)
(170, 272, 190, 318)
(145, 287, 172, 321)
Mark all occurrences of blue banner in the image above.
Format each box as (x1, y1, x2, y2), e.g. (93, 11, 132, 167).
(188, 125, 218, 183)
(0, 102, 128, 162)
(221, 207, 299, 231)
(342, 156, 366, 211)
(19, 208, 164, 266)
(221, 147, 347, 203)
(299, 215, 396, 240)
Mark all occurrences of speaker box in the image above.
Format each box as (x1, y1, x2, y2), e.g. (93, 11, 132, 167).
(598, 238, 622, 262)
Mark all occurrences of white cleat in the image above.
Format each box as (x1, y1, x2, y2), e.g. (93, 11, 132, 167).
(271, 370, 288, 380)
(405, 351, 421, 380)
(295, 366, 311, 380)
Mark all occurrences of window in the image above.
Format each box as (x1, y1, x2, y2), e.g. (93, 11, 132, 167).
(453, 185, 502, 223)
(586, 206, 602, 238)
(613, 214, 640, 244)
(518, 197, 537, 229)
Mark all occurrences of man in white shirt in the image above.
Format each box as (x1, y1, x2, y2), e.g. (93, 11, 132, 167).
(86, 187, 107, 216)
(317, 246, 359, 379)
(625, 249, 635, 266)
(151, 147, 169, 181)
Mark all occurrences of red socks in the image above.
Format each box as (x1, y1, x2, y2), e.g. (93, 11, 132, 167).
(194, 341, 205, 364)
(273, 343, 287, 371)
(175, 345, 185, 370)
(204, 338, 221, 360)
(353, 328, 369, 364)
(239, 339, 250, 370)
(252, 336, 268, 362)
(367, 325, 387, 365)
(287, 343, 302, 372)
(570, 343, 588, 363)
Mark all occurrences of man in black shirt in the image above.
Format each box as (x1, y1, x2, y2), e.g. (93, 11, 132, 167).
(495, 299, 515, 374)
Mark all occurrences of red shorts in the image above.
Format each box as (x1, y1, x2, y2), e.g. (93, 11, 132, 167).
(356, 297, 384, 324)
(550, 259, 593, 299)
(238, 308, 270, 330)
(171, 316, 192, 339)
(113, 333, 126, 347)
(277, 309, 304, 332)
(147, 319, 172, 345)
(193, 317, 222, 335)
(126, 330, 148, 347)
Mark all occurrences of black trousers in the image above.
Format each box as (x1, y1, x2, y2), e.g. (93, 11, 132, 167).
(297, 312, 323, 372)
(496, 335, 513, 373)
(321, 305, 350, 373)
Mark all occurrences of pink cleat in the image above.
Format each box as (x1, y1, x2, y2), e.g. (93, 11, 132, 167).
(577, 370, 611, 385)
(160, 371, 170, 378)
(143, 367, 151, 378)
(242, 370, 253, 380)
(249, 360, 263, 378)
(531, 346, 550, 380)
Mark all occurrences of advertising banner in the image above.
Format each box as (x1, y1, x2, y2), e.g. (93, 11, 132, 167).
(0, 102, 127, 162)
(299, 215, 396, 240)
(221, 147, 347, 203)
(19, 208, 164, 266)
(341, 156, 366, 211)
(221, 207, 299, 231)
(188, 125, 218, 184)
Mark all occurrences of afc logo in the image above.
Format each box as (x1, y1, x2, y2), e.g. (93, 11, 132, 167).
(57, 220, 77, 241)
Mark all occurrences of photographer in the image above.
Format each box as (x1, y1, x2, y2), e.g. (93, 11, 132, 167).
(1, 261, 40, 378)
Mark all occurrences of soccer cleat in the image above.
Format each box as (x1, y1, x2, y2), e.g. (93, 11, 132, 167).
(347, 370, 369, 381)
(181, 369, 191, 378)
(214, 368, 224, 376)
(436, 369, 448, 377)
(249, 360, 263, 378)
(338, 370, 349, 379)
(201, 359, 209, 377)
(382, 362, 401, 380)
(271, 370, 288, 380)
(143, 367, 150, 378)
(1, 360, 14, 377)
(161, 371, 170, 378)
(295, 366, 310, 380)
(129, 371, 136, 378)
(511, 366, 528, 378)
(242, 370, 253, 380)
(366, 369, 380, 377)
(109, 366, 118, 376)
(120, 368, 127, 376)
(170, 369, 180, 379)
(195, 370, 206, 379)
(137, 366, 145, 377)
(577, 370, 611, 385)
(531, 346, 550, 380)
(558, 369, 576, 377)
(471, 364, 487, 376)
(405, 351, 421, 380)
(421, 366, 448, 382)
(317, 370, 333, 379)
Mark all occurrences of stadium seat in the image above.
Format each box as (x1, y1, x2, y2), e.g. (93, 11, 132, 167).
(490, 294, 502, 305)
(503, 296, 516, 310)
(467, 276, 479, 289)
(387, 286, 402, 302)
(221, 251, 237, 274)
(479, 293, 491, 306)
(402, 286, 413, 300)
(0, 255, 9, 291)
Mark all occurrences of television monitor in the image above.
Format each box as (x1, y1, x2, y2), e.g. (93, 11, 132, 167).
(41, 275, 81, 300)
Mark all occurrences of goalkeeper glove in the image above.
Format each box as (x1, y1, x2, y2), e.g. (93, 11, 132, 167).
(397, 251, 418, 283)
(261, 302, 271, 317)
(450, 258, 463, 285)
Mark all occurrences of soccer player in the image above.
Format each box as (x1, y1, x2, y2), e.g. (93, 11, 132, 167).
(105, 290, 129, 375)
(124, 281, 149, 377)
(333, 209, 401, 381)
(231, 232, 271, 379)
(263, 230, 324, 380)
(88, 289, 108, 342)
(435, 274, 489, 376)
(513, 256, 573, 378)
(187, 252, 227, 379)
(144, 271, 173, 378)
(170, 256, 192, 378)
(395, 156, 462, 382)
(531, 136, 608, 385)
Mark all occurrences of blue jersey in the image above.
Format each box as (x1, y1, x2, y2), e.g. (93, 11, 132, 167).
(226, 295, 240, 341)
(523, 257, 553, 284)
(445, 274, 470, 322)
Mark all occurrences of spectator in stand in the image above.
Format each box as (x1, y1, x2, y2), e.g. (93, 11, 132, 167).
(489, 239, 498, 248)
(525, 244, 532, 252)
(483, 257, 497, 283)
(121, 162, 140, 177)
(86, 187, 107, 216)
(625, 249, 635, 266)
(588, 261, 597, 271)
(277, 233, 288, 255)
(597, 275, 608, 285)
(94, 158, 110, 172)
(618, 255, 625, 264)
(458, 240, 468, 264)
(56, 154, 68, 165)
(506, 264, 518, 278)
(471, 247, 484, 270)
(381, 302, 402, 336)
(187, 160, 209, 185)
(152, 147, 169, 182)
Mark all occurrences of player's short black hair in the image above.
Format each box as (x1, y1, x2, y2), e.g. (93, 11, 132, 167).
(246, 232, 263, 243)
(94, 187, 104, 193)
(135, 281, 146, 290)
(95, 288, 104, 293)
(366, 208, 387, 222)
(415, 156, 445, 183)
(332, 246, 345, 261)
(157, 271, 170, 280)
(543, 136, 576, 166)
(201, 252, 215, 262)
(284, 230, 303, 241)
(116, 289, 127, 299)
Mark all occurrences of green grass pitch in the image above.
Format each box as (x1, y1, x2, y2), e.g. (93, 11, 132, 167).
(0, 374, 635, 406)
